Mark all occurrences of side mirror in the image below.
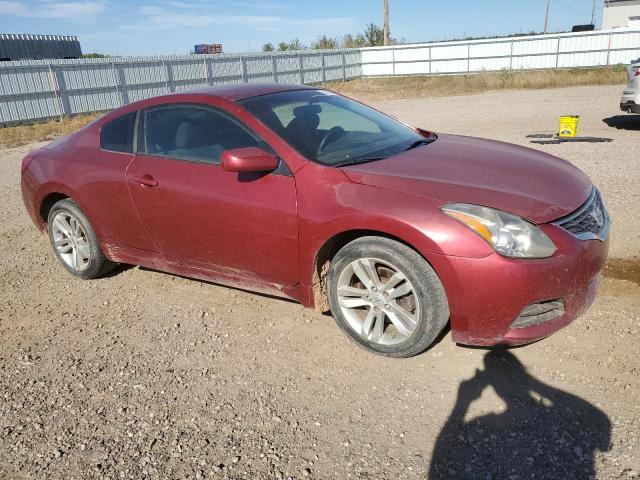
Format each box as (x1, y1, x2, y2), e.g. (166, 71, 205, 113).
(416, 127, 435, 139)
(221, 147, 279, 173)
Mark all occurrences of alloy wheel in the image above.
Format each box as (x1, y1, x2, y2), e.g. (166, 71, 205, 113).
(51, 212, 91, 272)
(336, 257, 420, 346)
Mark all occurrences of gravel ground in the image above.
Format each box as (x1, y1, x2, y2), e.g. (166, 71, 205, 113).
(0, 84, 639, 480)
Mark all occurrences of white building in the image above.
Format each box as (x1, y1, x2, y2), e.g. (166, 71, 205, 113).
(603, 0, 640, 28)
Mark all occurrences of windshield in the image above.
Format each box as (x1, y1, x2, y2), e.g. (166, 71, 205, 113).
(239, 89, 431, 166)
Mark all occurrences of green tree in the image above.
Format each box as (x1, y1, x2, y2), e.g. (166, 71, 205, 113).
(262, 42, 274, 52)
(277, 39, 304, 51)
(311, 35, 338, 50)
(363, 23, 384, 47)
(342, 33, 366, 49)
(287, 38, 304, 50)
(82, 52, 109, 58)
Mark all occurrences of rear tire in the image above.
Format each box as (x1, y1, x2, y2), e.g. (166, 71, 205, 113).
(47, 199, 115, 279)
(327, 237, 449, 358)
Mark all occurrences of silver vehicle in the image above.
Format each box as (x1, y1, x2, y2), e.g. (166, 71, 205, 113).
(620, 58, 640, 113)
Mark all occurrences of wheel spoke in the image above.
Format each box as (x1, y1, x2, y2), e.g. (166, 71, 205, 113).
(361, 307, 376, 337)
(370, 310, 385, 342)
(54, 238, 72, 253)
(76, 239, 90, 261)
(386, 302, 417, 335)
(53, 217, 72, 237)
(389, 281, 412, 299)
(339, 297, 369, 309)
(338, 286, 368, 297)
(353, 258, 381, 289)
(71, 247, 80, 269)
(382, 271, 405, 291)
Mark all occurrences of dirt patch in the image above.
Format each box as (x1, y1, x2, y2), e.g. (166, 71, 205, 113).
(604, 257, 640, 286)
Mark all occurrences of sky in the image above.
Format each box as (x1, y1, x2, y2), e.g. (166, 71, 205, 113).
(0, 0, 606, 56)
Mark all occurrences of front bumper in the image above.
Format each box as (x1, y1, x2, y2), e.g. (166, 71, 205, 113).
(428, 223, 609, 346)
(620, 100, 640, 113)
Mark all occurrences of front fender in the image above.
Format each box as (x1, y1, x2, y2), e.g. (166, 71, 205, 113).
(295, 163, 494, 293)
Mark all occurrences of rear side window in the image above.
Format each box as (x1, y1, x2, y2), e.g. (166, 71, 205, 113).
(140, 104, 259, 164)
(100, 112, 136, 153)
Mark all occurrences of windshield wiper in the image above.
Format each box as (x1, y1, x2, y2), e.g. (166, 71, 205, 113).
(333, 156, 387, 167)
(404, 138, 435, 151)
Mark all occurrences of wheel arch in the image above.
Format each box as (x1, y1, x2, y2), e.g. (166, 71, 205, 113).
(39, 192, 71, 225)
(311, 228, 431, 313)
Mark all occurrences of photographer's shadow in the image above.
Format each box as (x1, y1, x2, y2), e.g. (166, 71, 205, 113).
(429, 350, 611, 479)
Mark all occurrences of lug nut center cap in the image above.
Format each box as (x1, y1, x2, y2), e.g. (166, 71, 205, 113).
(372, 294, 386, 307)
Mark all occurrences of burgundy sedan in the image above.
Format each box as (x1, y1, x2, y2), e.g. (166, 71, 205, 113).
(21, 84, 610, 357)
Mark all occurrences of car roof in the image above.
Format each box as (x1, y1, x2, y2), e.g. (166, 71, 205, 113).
(101, 83, 319, 121)
(181, 83, 315, 102)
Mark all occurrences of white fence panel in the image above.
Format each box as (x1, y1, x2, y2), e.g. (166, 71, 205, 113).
(362, 28, 640, 77)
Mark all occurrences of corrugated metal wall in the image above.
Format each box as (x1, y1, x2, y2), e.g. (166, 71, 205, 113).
(0, 34, 81, 61)
(0, 49, 362, 124)
(361, 28, 640, 76)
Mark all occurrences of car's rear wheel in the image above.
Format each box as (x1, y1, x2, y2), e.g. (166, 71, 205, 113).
(327, 237, 449, 358)
(47, 199, 115, 279)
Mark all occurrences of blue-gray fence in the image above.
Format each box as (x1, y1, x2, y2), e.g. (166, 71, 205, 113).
(0, 49, 362, 125)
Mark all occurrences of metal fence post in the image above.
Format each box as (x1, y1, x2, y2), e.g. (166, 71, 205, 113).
(47, 63, 65, 119)
(298, 53, 304, 83)
(111, 61, 125, 107)
(509, 41, 514, 70)
(428, 46, 432, 74)
(271, 55, 278, 83)
(467, 43, 471, 73)
(606, 31, 613, 66)
(392, 48, 396, 76)
(321, 52, 326, 83)
(162, 59, 174, 92)
(202, 58, 210, 86)
(239, 56, 247, 82)
(341, 51, 346, 81)
(555, 35, 561, 68)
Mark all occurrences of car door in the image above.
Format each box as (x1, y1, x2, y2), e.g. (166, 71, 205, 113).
(125, 103, 299, 288)
(88, 111, 156, 252)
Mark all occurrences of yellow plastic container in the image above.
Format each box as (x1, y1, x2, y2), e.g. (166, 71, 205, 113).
(558, 115, 580, 138)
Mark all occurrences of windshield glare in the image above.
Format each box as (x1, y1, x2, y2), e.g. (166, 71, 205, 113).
(239, 89, 426, 166)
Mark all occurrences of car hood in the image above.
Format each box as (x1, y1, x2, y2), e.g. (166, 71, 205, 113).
(341, 133, 592, 224)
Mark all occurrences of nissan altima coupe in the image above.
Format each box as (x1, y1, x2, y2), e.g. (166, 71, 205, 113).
(21, 84, 610, 357)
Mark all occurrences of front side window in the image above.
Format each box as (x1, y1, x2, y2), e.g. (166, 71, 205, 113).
(239, 89, 430, 166)
(100, 111, 136, 153)
(141, 104, 259, 164)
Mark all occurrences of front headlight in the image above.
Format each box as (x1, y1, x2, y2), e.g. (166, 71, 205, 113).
(441, 203, 556, 258)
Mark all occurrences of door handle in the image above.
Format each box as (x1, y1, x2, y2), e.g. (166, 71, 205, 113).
(133, 174, 158, 187)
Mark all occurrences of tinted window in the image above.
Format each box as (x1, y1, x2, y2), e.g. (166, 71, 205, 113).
(100, 112, 136, 153)
(141, 104, 259, 164)
(240, 89, 427, 167)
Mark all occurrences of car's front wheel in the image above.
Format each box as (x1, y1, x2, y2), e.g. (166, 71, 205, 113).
(47, 199, 115, 279)
(327, 237, 449, 358)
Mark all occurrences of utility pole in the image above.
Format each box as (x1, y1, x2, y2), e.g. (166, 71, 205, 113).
(383, 0, 390, 46)
(591, 0, 597, 25)
(544, 0, 551, 34)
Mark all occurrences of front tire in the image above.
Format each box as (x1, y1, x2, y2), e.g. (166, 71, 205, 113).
(47, 199, 115, 279)
(327, 237, 449, 358)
